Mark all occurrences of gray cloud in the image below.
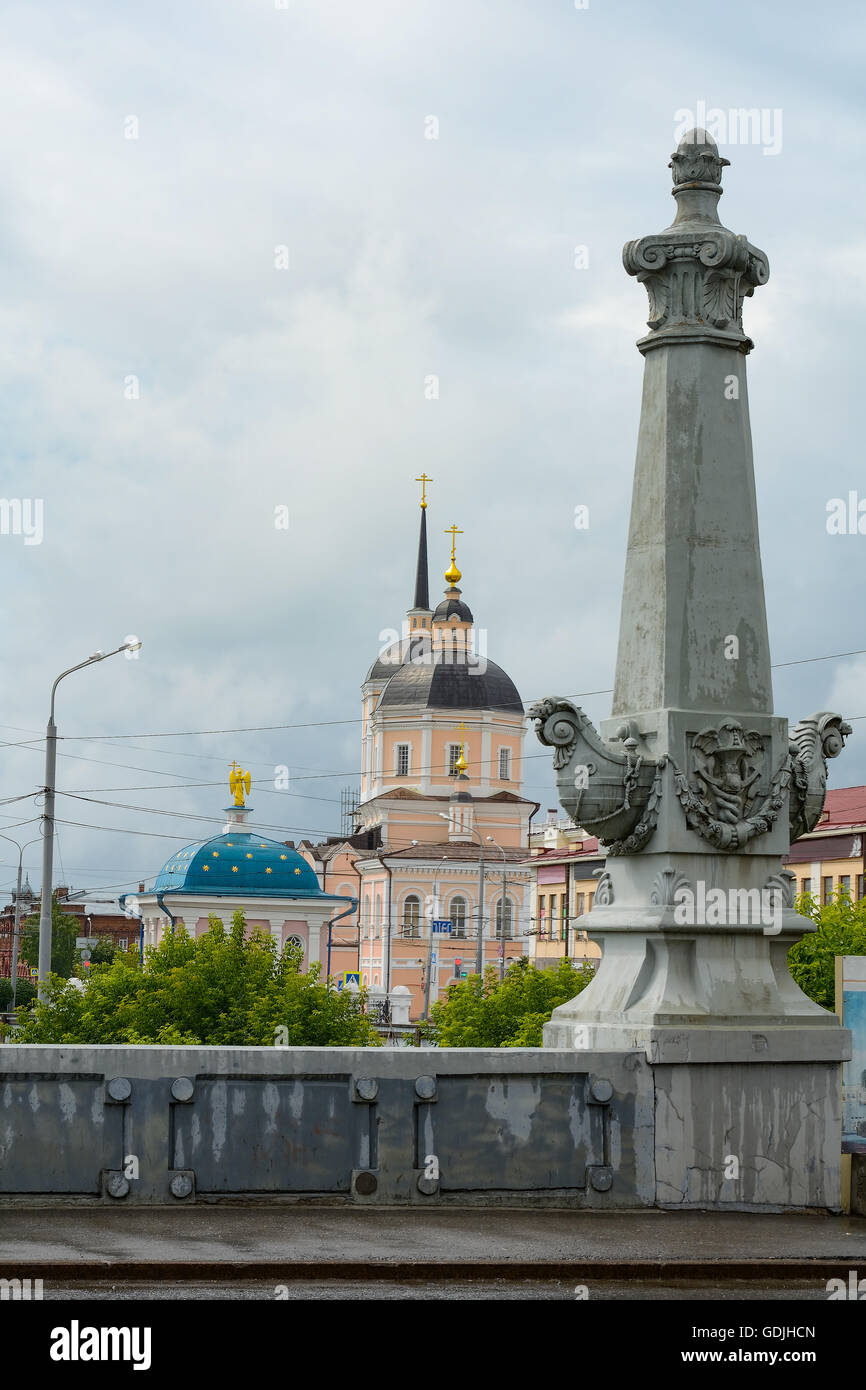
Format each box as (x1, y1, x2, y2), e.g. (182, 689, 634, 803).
(1, 0, 863, 894)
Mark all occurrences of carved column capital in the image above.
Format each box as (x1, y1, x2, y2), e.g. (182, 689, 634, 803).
(623, 128, 769, 352)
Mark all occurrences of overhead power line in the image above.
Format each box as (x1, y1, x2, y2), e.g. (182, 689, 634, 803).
(50, 644, 866, 738)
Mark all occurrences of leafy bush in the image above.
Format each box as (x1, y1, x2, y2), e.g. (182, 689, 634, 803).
(0, 977, 36, 1010)
(13, 911, 380, 1046)
(84, 936, 122, 968)
(421, 956, 595, 1047)
(788, 889, 866, 1010)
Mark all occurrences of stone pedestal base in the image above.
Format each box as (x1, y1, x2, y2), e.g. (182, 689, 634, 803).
(652, 1049, 845, 1211)
(545, 962, 850, 1210)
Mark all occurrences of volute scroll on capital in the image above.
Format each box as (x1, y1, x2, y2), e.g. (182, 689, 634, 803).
(623, 129, 769, 348)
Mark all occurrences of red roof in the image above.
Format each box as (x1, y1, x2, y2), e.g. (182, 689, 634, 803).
(818, 787, 866, 829)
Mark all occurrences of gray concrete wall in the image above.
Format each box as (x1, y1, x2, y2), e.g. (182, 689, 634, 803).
(654, 1060, 843, 1210)
(0, 1046, 654, 1208)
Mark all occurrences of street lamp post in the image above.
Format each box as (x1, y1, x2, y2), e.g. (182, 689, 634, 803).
(38, 640, 141, 994)
(423, 854, 448, 1018)
(0, 832, 42, 1009)
(438, 814, 485, 975)
(485, 837, 509, 980)
(375, 849, 393, 994)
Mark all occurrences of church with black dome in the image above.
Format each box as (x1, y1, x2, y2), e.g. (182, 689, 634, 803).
(298, 480, 535, 1019)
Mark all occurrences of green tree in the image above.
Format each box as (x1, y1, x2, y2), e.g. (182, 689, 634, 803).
(422, 956, 595, 1047)
(19, 898, 81, 980)
(13, 910, 381, 1046)
(0, 977, 36, 1010)
(85, 936, 120, 967)
(788, 889, 866, 1010)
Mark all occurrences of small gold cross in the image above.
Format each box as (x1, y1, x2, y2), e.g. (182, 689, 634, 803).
(416, 473, 433, 509)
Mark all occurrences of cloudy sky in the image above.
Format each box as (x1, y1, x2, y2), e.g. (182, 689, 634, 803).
(1, 0, 864, 901)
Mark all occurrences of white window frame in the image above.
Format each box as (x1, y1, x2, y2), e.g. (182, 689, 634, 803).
(498, 746, 511, 780)
(448, 743, 467, 776)
(495, 898, 514, 938)
(450, 895, 468, 938)
(402, 894, 421, 937)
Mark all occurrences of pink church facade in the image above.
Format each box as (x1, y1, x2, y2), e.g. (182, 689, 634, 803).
(298, 496, 535, 1019)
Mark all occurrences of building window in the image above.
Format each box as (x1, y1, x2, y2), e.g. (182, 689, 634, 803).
(801, 878, 812, 897)
(840, 875, 851, 897)
(396, 744, 410, 776)
(822, 876, 833, 905)
(587, 893, 594, 912)
(118, 938, 128, 951)
(448, 744, 462, 776)
(576, 892, 585, 917)
(403, 895, 421, 936)
(858, 875, 865, 902)
(495, 898, 513, 939)
(498, 747, 511, 780)
(450, 896, 467, 938)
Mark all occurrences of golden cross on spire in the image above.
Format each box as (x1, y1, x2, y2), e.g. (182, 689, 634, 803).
(415, 473, 432, 509)
(444, 523, 463, 586)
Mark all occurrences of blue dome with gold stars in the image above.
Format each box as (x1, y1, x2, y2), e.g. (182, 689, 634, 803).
(154, 832, 324, 898)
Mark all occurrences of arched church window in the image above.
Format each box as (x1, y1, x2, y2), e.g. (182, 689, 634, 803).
(495, 898, 514, 939)
(450, 895, 467, 938)
(403, 895, 421, 936)
(285, 935, 304, 953)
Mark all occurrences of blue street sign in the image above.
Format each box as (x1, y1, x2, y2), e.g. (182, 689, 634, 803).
(432, 919, 452, 934)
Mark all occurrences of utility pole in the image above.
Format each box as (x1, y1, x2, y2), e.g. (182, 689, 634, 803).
(375, 849, 393, 993)
(423, 854, 448, 1017)
(437, 813, 486, 976)
(484, 838, 508, 980)
(475, 839, 485, 976)
(39, 641, 141, 994)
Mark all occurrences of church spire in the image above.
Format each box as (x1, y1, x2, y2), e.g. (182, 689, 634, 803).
(413, 474, 431, 610)
(407, 476, 433, 637)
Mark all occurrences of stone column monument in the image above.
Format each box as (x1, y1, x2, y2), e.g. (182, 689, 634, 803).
(531, 130, 852, 1209)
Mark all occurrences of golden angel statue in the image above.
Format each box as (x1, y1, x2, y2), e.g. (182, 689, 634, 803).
(229, 761, 252, 807)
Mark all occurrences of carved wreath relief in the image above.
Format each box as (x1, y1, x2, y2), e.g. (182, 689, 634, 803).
(672, 719, 789, 852)
(691, 720, 764, 824)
